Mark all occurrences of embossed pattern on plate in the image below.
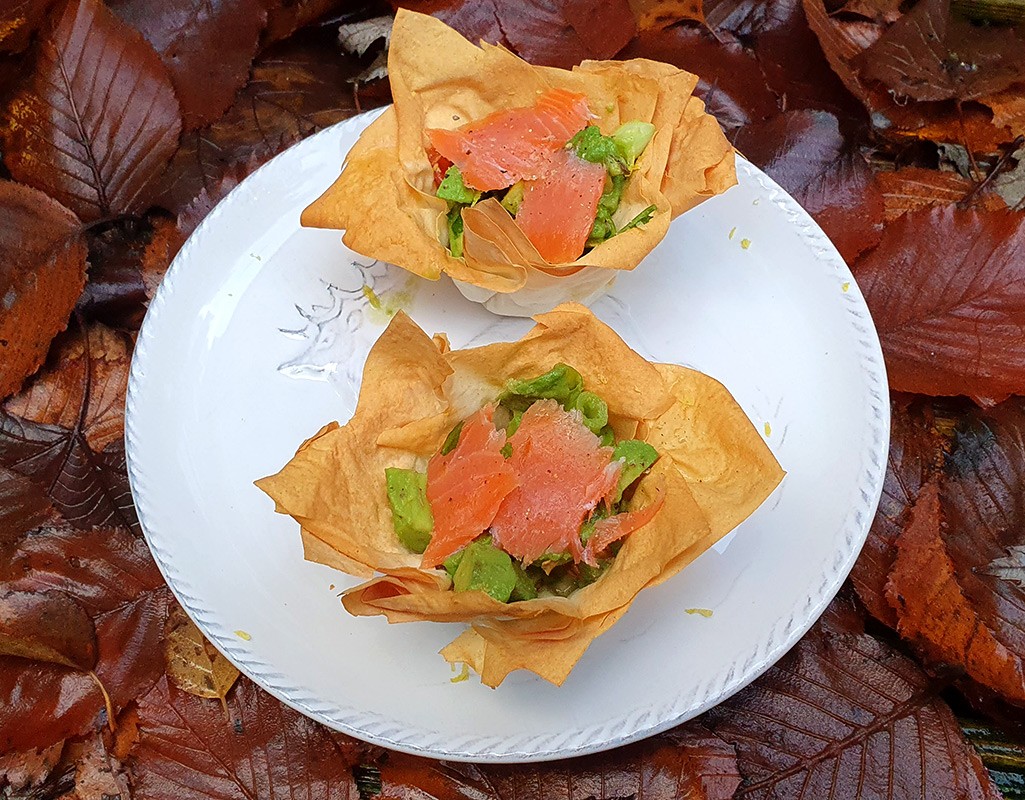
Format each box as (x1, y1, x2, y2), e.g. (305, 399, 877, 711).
(125, 109, 889, 762)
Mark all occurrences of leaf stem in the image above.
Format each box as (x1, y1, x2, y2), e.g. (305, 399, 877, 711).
(959, 134, 1025, 209)
(88, 670, 115, 732)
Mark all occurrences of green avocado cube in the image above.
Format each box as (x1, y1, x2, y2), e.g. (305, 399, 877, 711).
(611, 440, 660, 504)
(384, 467, 433, 554)
(452, 538, 518, 603)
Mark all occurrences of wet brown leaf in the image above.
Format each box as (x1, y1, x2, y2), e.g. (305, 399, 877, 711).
(850, 401, 945, 627)
(398, 0, 637, 68)
(628, 0, 706, 30)
(0, 465, 55, 548)
(855, 0, 1025, 103)
(693, 1, 864, 122)
(1, 0, 182, 221)
(733, 109, 883, 263)
(703, 0, 799, 36)
(262, 0, 353, 45)
(140, 216, 186, 301)
(109, 0, 267, 131)
(985, 86, 1025, 138)
(801, 0, 1013, 152)
(0, 523, 170, 752)
(164, 604, 239, 706)
(156, 28, 368, 214)
(853, 206, 1025, 404)
(704, 602, 1002, 799)
(0, 180, 87, 403)
(60, 734, 131, 800)
(876, 166, 1007, 222)
(129, 675, 360, 799)
(0, 589, 96, 670)
(0, 323, 137, 531)
(76, 220, 153, 329)
(839, 0, 902, 23)
(888, 475, 1025, 707)
(619, 27, 779, 133)
(0, 660, 101, 754)
(379, 724, 741, 799)
(5, 324, 131, 454)
(0, 741, 64, 794)
(0, 0, 58, 53)
(883, 401, 1025, 707)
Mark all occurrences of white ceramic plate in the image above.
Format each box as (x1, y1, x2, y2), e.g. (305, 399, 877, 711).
(126, 109, 889, 762)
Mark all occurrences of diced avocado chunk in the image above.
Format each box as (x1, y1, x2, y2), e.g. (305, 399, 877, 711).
(502, 363, 583, 409)
(501, 182, 524, 216)
(573, 390, 608, 435)
(510, 561, 538, 601)
(612, 121, 655, 169)
(452, 538, 519, 602)
(437, 165, 480, 205)
(443, 549, 464, 580)
(384, 468, 434, 553)
(611, 440, 660, 503)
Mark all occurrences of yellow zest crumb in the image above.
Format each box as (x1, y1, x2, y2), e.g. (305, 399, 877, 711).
(842, 281, 851, 293)
(752, 198, 760, 205)
(450, 663, 470, 683)
(685, 608, 713, 618)
(728, 226, 737, 240)
(362, 284, 383, 310)
(234, 630, 252, 641)
(741, 238, 752, 250)
(764, 422, 772, 437)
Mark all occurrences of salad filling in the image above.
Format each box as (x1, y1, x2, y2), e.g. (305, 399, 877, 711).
(427, 90, 657, 264)
(385, 364, 663, 603)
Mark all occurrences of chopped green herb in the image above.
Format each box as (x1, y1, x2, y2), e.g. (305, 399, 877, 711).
(620, 204, 657, 233)
(510, 561, 538, 601)
(506, 409, 523, 437)
(500, 442, 512, 458)
(598, 424, 616, 448)
(441, 421, 464, 455)
(437, 165, 480, 205)
(447, 206, 465, 258)
(587, 174, 627, 249)
(361, 284, 382, 310)
(568, 125, 627, 175)
(579, 505, 610, 544)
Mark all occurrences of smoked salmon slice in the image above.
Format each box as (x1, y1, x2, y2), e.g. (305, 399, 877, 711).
(490, 400, 621, 564)
(582, 489, 666, 567)
(514, 149, 607, 264)
(427, 88, 592, 191)
(422, 406, 517, 569)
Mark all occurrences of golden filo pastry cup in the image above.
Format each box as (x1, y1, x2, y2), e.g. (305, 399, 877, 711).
(301, 10, 737, 316)
(256, 304, 783, 687)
